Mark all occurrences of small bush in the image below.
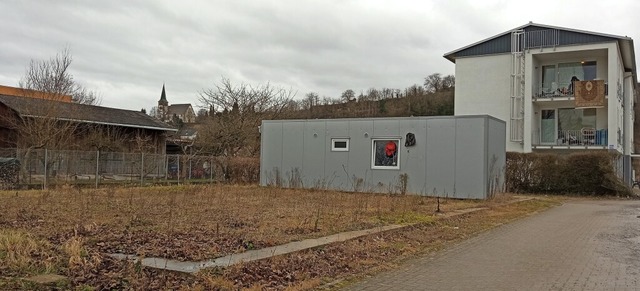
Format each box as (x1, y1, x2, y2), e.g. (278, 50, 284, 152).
(227, 157, 260, 183)
(505, 151, 630, 196)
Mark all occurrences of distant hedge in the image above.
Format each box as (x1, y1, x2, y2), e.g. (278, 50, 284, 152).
(505, 151, 630, 196)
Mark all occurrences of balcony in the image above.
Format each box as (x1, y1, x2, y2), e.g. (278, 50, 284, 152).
(532, 129, 608, 149)
(533, 83, 608, 102)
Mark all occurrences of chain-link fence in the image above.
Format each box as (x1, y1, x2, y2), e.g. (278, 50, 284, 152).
(0, 148, 259, 190)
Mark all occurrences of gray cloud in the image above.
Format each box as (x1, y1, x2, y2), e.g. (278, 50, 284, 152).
(0, 0, 638, 111)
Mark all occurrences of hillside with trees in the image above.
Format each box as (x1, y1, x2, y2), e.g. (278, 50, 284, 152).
(194, 73, 454, 157)
(283, 73, 454, 119)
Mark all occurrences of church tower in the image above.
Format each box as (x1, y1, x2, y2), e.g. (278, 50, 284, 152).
(157, 84, 168, 120)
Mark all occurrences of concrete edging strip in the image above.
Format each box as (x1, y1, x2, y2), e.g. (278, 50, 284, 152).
(108, 197, 534, 273)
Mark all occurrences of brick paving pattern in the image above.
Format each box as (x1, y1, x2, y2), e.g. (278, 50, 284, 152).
(346, 200, 640, 291)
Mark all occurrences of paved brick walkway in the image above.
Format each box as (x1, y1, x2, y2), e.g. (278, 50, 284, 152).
(346, 200, 640, 291)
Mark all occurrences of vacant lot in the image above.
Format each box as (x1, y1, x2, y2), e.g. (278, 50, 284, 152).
(0, 185, 560, 290)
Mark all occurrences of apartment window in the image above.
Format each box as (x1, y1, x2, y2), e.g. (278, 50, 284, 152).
(371, 139, 400, 169)
(331, 138, 349, 152)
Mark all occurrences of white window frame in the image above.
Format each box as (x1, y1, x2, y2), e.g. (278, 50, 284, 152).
(371, 138, 400, 170)
(331, 138, 350, 152)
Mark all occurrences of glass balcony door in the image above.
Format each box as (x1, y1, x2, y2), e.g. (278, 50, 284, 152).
(538, 61, 597, 97)
(540, 109, 556, 144)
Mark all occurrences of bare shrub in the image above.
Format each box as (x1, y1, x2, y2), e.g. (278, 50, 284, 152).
(505, 151, 630, 195)
(227, 157, 260, 183)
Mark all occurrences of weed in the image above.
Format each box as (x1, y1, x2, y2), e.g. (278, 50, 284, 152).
(0, 229, 56, 274)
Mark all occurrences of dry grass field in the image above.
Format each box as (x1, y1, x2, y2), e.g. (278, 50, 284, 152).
(0, 185, 561, 290)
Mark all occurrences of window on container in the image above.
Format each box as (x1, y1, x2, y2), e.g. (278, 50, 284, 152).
(331, 138, 349, 152)
(371, 139, 400, 170)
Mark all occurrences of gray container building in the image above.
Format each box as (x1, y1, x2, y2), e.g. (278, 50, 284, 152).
(260, 115, 505, 199)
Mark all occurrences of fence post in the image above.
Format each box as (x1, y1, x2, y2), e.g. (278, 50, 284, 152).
(210, 157, 213, 183)
(95, 150, 99, 188)
(156, 153, 160, 183)
(43, 148, 48, 190)
(165, 154, 168, 183)
(189, 156, 192, 180)
(140, 152, 144, 187)
(177, 155, 180, 184)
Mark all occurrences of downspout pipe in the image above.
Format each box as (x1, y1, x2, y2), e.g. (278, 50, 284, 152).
(623, 72, 635, 185)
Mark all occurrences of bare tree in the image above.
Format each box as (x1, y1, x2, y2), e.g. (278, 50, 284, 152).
(442, 75, 456, 90)
(80, 125, 128, 152)
(341, 89, 356, 102)
(9, 108, 81, 150)
(149, 106, 158, 118)
(0, 99, 83, 186)
(301, 91, 319, 110)
(197, 77, 295, 157)
(366, 88, 380, 101)
(424, 73, 455, 93)
(424, 73, 443, 93)
(19, 48, 101, 105)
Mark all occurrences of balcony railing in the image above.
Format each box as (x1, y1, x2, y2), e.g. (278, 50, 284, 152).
(534, 83, 608, 99)
(524, 29, 559, 49)
(534, 84, 574, 98)
(533, 129, 608, 147)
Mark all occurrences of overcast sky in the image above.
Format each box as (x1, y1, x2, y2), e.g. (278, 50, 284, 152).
(1, 0, 638, 111)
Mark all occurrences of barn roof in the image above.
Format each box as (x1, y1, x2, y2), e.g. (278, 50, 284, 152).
(0, 94, 177, 132)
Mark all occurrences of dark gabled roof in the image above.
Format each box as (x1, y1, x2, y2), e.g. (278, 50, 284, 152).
(178, 126, 198, 137)
(168, 104, 193, 115)
(443, 22, 636, 78)
(168, 124, 198, 139)
(0, 94, 177, 132)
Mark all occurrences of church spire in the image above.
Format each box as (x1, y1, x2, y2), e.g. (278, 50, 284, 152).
(158, 84, 168, 106)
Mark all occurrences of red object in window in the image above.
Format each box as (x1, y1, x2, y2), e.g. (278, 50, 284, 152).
(385, 141, 397, 157)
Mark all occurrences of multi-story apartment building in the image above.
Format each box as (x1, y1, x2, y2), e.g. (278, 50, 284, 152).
(444, 22, 637, 183)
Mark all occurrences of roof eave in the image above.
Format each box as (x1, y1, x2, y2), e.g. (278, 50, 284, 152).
(21, 114, 178, 132)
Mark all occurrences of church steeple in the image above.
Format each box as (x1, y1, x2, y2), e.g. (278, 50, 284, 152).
(159, 84, 168, 106)
(157, 84, 169, 120)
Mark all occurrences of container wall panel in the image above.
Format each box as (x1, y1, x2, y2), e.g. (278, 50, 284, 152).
(260, 123, 283, 185)
(425, 119, 456, 196)
(487, 117, 507, 196)
(397, 119, 428, 194)
(301, 122, 327, 188)
(325, 121, 351, 190)
(280, 122, 305, 187)
(455, 117, 487, 199)
(347, 120, 374, 191)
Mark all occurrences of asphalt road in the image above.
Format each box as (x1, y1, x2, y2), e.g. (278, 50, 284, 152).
(346, 200, 640, 291)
